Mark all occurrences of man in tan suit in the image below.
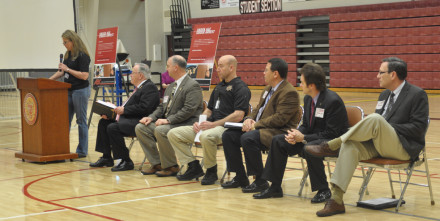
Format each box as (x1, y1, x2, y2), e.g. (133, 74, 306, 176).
(221, 58, 301, 192)
(135, 55, 204, 177)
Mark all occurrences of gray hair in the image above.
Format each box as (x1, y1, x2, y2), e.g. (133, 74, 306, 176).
(135, 63, 151, 79)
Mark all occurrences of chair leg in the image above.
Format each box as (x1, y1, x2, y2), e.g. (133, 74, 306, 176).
(300, 158, 309, 187)
(298, 168, 309, 196)
(326, 161, 332, 179)
(424, 157, 436, 205)
(358, 167, 375, 202)
(220, 169, 229, 184)
(388, 169, 396, 199)
(139, 155, 147, 171)
(360, 167, 369, 195)
(395, 165, 416, 212)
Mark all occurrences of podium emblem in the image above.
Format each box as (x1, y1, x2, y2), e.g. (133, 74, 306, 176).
(23, 93, 38, 125)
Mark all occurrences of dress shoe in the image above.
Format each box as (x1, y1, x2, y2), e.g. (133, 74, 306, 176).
(311, 189, 332, 203)
(155, 166, 179, 177)
(201, 165, 218, 185)
(253, 186, 283, 199)
(90, 157, 114, 167)
(316, 199, 345, 217)
(242, 181, 269, 193)
(305, 142, 339, 157)
(141, 164, 162, 175)
(176, 160, 204, 181)
(111, 160, 134, 172)
(77, 153, 87, 158)
(221, 177, 250, 189)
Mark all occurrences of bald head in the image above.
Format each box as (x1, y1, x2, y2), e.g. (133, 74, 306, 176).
(217, 55, 238, 82)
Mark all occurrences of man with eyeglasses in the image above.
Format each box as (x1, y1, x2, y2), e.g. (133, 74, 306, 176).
(90, 63, 160, 171)
(305, 57, 429, 217)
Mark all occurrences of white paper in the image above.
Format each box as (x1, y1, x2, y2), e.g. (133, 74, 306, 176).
(194, 115, 207, 142)
(96, 100, 116, 109)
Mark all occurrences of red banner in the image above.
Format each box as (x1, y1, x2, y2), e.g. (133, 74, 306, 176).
(95, 27, 118, 65)
(187, 23, 222, 90)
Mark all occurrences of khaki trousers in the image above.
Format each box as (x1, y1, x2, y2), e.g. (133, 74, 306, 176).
(134, 123, 177, 168)
(168, 125, 227, 169)
(331, 113, 410, 192)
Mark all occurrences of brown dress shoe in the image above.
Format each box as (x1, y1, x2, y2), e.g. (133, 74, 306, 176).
(316, 199, 345, 217)
(141, 164, 162, 175)
(305, 142, 339, 157)
(155, 166, 179, 177)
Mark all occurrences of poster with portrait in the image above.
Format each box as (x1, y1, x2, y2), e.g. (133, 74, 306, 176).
(187, 23, 221, 90)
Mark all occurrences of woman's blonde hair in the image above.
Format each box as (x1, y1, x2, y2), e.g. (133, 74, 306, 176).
(62, 30, 89, 60)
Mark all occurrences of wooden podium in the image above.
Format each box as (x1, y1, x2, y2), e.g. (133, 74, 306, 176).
(15, 78, 78, 162)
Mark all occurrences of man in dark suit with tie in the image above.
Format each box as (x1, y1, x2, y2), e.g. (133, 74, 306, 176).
(252, 63, 349, 202)
(221, 58, 301, 192)
(90, 63, 160, 171)
(306, 57, 429, 217)
(135, 55, 204, 177)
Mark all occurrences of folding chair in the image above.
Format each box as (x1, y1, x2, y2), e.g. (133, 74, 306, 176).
(127, 136, 148, 171)
(299, 106, 365, 196)
(357, 118, 434, 212)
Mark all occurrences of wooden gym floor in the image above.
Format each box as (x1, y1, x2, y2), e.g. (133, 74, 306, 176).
(0, 89, 439, 220)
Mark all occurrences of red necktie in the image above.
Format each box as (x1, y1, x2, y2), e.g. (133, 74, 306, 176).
(310, 100, 315, 125)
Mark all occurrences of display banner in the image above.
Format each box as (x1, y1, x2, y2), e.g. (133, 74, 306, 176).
(187, 23, 222, 90)
(95, 27, 118, 65)
(202, 0, 239, 9)
(239, 0, 282, 14)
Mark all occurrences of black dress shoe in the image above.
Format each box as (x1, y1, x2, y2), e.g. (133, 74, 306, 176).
(201, 165, 218, 185)
(242, 181, 269, 193)
(111, 160, 134, 172)
(311, 189, 331, 203)
(253, 186, 283, 199)
(176, 160, 204, 181)
(221, 177, 250, 189)
(90, 157, 114, 167)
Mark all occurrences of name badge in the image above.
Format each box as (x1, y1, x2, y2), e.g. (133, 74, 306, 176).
(262, 91, 268, 99)
(215, 100, 220, 109)
(376, 100, 385, 110)
(315, 108, 325, 118)
(163, 96, 169, 103)
(64, 73, 69, 79)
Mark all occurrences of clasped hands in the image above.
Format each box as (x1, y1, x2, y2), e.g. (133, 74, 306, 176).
(242, 119, 255, 132)
(285, 129, 305, 145)
(139, 117, 169, 126)
(193, 121, 216, 133)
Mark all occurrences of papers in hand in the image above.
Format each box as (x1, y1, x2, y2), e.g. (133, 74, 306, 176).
(194, 115, 207, 142)
(92, 100, 116, 120)
(224, 122, 243, 129)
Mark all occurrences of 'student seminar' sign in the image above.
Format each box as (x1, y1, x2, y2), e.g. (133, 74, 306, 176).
(239, 0, 282, 14)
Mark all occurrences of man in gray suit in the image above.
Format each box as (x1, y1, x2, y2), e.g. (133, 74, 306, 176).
(306, 57, 429, 217)
(135, 55, 204, 177)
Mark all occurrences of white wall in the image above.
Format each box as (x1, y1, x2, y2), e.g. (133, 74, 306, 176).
(145, 0, 167, 73)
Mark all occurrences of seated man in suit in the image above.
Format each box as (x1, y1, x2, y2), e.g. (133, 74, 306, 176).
(253, 63, 349, 202)
(306, 57, 429, 217)
(221, 58, 301, 192)
(135, 55, 204, 177)
(168, 55, 251, 185)
(90, 63, 160, 171)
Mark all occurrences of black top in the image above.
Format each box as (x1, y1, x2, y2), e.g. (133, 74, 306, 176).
(63, 51, 90, 91)
(207, 77, 251, 122)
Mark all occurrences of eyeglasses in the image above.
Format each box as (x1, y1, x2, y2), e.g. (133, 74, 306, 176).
(131, 71, 141, 75)
(379, 71, 390, 75)
(63, 41, 70, 45)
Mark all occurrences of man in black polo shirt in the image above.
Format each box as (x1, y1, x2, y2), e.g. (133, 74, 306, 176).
(168, 55, 251, 185)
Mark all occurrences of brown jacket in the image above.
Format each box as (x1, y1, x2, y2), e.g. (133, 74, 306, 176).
(251, 80, 301, 148)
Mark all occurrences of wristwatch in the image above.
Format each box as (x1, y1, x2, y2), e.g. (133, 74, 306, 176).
(302, 139, 307, 144)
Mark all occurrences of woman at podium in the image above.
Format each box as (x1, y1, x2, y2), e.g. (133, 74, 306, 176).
(50, 30, 91, 158)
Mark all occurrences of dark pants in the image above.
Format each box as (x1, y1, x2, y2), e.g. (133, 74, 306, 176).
(261, 134, 329, 191)
(95, 118, 135, 160)
(222, 129, 267, 177)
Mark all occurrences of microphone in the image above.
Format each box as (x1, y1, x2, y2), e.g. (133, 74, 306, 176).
(59, 54, 63, 72)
